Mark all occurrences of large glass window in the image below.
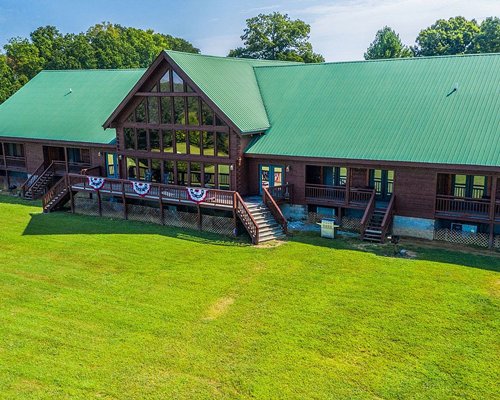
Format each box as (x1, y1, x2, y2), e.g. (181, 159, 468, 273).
(202, 131, 215, 156)
(176, 130, 186, 154)
(162, 130, 174, 153)
(453, 175, 488, 198)
(218, 164, 230, 190)
(204, 164, 215, 188)
(173, 71, 184, 92)
(174, 97, 186, 124)
(160, 70, 171, 92)
(217, 132, 229, 157)
(135, 99, 146, 123)
(189, 131, 201, 155)
(177, 161, 188, 186)
(150, 129, 160, 152)
(187, 97, 199, 125)
(161, 97, 172, 124)
(5, 143, 24, 157)
(137, 129, 147, 151)
(163, 161, 174, 184)
(127, 158, 136, 179)
(124, 128, 135, 150)
(138, 158, 149, 180)
(201, 101, 214, 126)
(148, 97, 159, 124)
(151, 159, 161, 182)
(190, 162, 202, 187)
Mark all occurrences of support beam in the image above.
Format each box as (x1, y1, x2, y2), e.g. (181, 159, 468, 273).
(488, 176, 497, 249)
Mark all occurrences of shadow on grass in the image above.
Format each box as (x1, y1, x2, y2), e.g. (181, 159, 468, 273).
(0, 194, 42, 207)
(22, 211, 250, 247)
(290, 231, 500, 273)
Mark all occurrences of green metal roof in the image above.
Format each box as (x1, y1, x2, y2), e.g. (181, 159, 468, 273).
(165, 50, 301, 133)
(246, 54, 500, 167)
(0, 69, 145, 144)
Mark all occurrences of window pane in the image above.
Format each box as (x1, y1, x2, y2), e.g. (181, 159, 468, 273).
(173, 71, 184, 92)
(135, 99, 146, 123)
(176, 130, 186, 154)
(201, 101, 214, 126)
(202, 131, 215, 156)
(216, 132, 229, 157)
(124, 128, 135, 150)
(187, 84, 195, 93)
(177, 161, 188, 186)
(174, 97, 186, 124)
(339, 167, 347, 186)
(161, 97, 172, 124)
(162, 129, 173, 153)
(137, 129, 147, 151)
(127, 158, 137, 179)
(163, 161, 174, 184)
(190, 162, 202, 187)
(472, 175, 486, 198)
(138, 159, 149, 180)
(151, 159, 161, 182)
(189, 131, 201, 155)
(187, 97, 199, 125)
(160, 70, 171, 92)
(215, 115, 226, 126)
(126, 111, 134, 123)
(150, 129, 160, 152)
(148, 97, 159, 124)
(218, 164, 230, 190)
(204, 164, 215, 188)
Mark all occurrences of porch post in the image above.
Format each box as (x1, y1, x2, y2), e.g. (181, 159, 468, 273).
(345, 167, 351, 206)
(488, 176, 497, 249)
(64, 146, 69, 173)
(121, 181, 127, 220)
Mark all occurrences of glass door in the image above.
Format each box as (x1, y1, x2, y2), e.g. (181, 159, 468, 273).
(369, 169, 394, 202)
(259, 164, 284, 194)
(106, 153, 119, 178)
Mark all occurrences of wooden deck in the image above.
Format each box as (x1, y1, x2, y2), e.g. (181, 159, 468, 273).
(305, 184, 374, 209)
(435, 194, 500, 223)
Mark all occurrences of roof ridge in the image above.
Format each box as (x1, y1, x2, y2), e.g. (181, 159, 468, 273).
(164, 49, 300, 64)
(40, 68, 147, 72)
(252, 52, 500, 69)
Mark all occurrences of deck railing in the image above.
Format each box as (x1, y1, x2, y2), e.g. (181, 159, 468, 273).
(305, 184, 373, 206)
(42, 176, 67, 211)
(435, 195, 490, 219)
(20, 161, 46, 196)
(234, 192, 259, 244)
(4, 156, 26, 169)
(380, 195, 396, 243)
(267, 184, 293, 203)
(263, 186, 288, 235)
(360, 191, 376, 237)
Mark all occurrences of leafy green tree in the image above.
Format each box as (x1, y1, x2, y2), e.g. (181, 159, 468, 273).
(472, 17, 500, 53)
(364, 26, 412, 60)
(414, 16, 480, 56)
(228, 12, 324, 63)
(0, 54, 24, 103)
(3, 37, 43, 80)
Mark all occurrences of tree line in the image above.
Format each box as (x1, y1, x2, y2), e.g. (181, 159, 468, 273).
(1, 14, 499, 104)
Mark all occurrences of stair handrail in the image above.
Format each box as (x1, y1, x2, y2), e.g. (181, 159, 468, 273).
(42, 175, 68, 211)
(380, 195, 396, 243)
(262, 186, 288, 235)
(24, 161, 57, 198)
(20, 161, 47, 196)
(360, 190, 376, 237)
(81, 165, 102, 176)
(234, 192, 259, 244)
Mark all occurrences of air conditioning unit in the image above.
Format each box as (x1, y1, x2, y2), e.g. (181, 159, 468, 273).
(451, 223, 477, 234)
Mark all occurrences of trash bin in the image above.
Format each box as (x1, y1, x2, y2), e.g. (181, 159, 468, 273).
(319, 218, 339, 239)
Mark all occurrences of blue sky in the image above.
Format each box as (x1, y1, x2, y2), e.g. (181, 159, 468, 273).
(0, 0, 499, 61)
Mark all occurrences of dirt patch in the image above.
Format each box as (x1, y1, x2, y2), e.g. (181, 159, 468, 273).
(203, 296, 235, 321)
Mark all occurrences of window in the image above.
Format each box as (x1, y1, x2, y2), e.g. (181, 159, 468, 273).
(453, 175, 488, 198)
(127, 158, 136, 179)
(215, 115, 226, 126)
(174, 97, 186, 124)
(148, 97, 159, 124)
(187, 97, 199, 125)
(163, 161, 174, 184)
(177, 161, 188, 186)
(190, 162, 202, 186)
(204, 164, 215, 188)
(218, 164, 230, 190)
(216, 132, 229, 157)
(201, 101, 214, 126)
(150, 129, 160, 152)
(161, 97, 172, 124)
(124, 128, 135, 150)
(67, 148, 89, 164)
(176, 130, 186, 154)
(151, 159, 161, 182)
(137, 129, 147, 151)
(138, 158, 149, 180)
(202, 131, 215, 156)
(160, 70, 171, 92)
(173, 71, 184, 92)
(5, 143, 24, 157)
(189, 131, 201, 155)
(162, 130, 174, 153)
(126, 111, 134, 123)
(135, 99, 146, 123)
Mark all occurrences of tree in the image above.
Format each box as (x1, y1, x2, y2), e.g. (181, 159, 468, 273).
(364, 26, 412, 60)
(228, 12, 324, 63)
(414, 16, 480, 56)
(472, 17, 500, 53)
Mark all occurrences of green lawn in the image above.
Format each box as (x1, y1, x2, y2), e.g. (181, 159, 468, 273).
(0, 196, 498, 399)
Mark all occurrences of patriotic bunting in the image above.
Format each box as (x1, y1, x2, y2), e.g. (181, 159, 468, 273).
(87, 176, 105, 190)
(132, 181, 151, 197)
(187, 187, 209, 203)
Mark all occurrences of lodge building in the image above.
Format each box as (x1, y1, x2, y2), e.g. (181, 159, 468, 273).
(0, 51, 499, 247)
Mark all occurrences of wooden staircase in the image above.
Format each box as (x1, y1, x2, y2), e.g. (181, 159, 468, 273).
(362, 208, 386, 242)
(361, 195, 395, 244)
(42, 177, 70, 213)
(22, 162, 56, 200)
(244, 198, 286, 243)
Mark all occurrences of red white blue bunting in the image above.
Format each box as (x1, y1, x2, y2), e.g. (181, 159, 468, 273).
(187, 187, 209, 203)
(87, 176, 105, 190)
(132, 181, 151, 197)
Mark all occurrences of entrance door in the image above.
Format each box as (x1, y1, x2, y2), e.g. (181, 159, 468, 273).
(43, 146, 65, 165)
(259, 164, 284, 194)
(369, 169, 394, 202)
(106, 153, 119, 178)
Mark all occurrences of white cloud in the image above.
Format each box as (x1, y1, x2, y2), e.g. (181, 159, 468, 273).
(300, 0, 500, 61)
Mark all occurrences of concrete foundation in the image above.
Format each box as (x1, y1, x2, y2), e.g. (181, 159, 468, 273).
(393, 215, 435, 240)
(281, 204, 308, 221)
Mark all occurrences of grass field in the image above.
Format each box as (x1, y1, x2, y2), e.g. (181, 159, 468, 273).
(0, 196, 498, 399)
